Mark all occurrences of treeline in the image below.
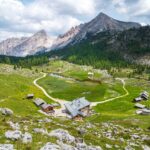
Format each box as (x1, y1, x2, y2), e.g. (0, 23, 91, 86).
(0, 55, 49, 68)
(48, 42, 150, 74)
(47, 36, 132, 70)
(47, 29, 150, 74)
(0, 26, 150, 73)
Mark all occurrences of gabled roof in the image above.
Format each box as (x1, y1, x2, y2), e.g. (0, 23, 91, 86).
(41, 104, 53, 109)
(140, 91, 149, 98)
(71, 97, 90, 110)
(27, 94, 34, 97)
(64, 97, 90, 118)
(135, 103, 145, 109)
(134, 97, 142, 101)
(34, 98, 46, 106)
(142, 109, 150, 113)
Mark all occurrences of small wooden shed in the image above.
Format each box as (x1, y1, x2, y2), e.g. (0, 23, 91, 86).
(26, 94, 34, 99)
(135, 103, 145, 109)
(40, 104, 54, 113)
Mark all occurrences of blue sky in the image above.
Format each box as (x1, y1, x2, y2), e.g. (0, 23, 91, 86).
(21, 0, 33, 4)
(0, 0, 150, 41)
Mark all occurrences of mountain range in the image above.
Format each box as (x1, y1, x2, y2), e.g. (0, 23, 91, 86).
(0, 12, 141, 57)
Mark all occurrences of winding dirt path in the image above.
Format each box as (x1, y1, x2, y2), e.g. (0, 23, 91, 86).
(33, 72, 69, 117)
(91, 78, 129, 107)
(33, 72, 129, 109)
(33, 72, 67, 108)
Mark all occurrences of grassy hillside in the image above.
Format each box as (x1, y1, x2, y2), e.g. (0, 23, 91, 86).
(0, 61, 150, 149)
(93, 78, 150, 127)
(37, 61, 150, 126)
(47, 26, 150, 71)
(0, 64, 53, 116)
(38, 75, 125, 102)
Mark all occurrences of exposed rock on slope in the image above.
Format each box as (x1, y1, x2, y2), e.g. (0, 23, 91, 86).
(0, 37, 27, 55)
(51, 25, 81, 50)
(0, 12, 141, 56)
(52, 12, 141, 50)
(10, 30, 54, 57)
(50, 26, 150, 66)
(0, 30, 54, 57)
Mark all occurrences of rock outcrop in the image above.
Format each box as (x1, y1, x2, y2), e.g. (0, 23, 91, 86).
(0, 30, 54, 57)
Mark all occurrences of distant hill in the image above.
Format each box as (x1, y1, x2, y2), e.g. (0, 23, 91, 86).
(1, 12, 150, 68)
(49, 26, 150, 67)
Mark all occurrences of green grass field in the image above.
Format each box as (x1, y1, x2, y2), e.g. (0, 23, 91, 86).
(0, 62, 150, 149)
(37, 74, 124, 102)
(92, 78, 150, 129)
(0, 64, 53, 116)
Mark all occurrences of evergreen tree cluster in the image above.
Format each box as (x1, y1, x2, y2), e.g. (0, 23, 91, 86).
(0, 55, 48, 68)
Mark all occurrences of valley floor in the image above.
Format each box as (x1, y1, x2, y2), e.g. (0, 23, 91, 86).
(0, 61, 150, 150)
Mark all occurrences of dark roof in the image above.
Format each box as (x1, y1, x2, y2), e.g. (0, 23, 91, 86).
(141, 109, 150, 114)
(140, 91, 149, 99)
(134, 97, 142, 101)
(41, 104, 53, 109)
(27, 94, 34, 97)
(135, 103, 145, 109)
(34, 98, 46, 106)
(64, 97, 90, 118)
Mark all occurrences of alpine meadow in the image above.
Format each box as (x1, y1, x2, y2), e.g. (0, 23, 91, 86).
(0, 0, 150, 150)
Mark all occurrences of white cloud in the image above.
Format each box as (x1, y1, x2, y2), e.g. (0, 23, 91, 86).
(0, 30, 32, 41)
(0, 0, 91, 41)
(112, 0, 128, 13)
(131, 0, 150, 16)
(0, 0, 150, 41)
(140, 22, 148, 26)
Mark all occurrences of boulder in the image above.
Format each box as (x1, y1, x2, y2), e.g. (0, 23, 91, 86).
(7, 121, 20, 130)
(22, 132, 32, 143)
(57, 141, 77, 150)
(75, 138, 84, 143)
(40, 142, 60, 150)
(49, 129, 75, 143)
(131, 134, 140, 139)
(33, 128, 47, 135)
(88, 146, 102, 150)
(78, 128, 86, 135)
(76, 142, 87, 149)
(106, 144, 112, 149)
(38, 118, 52, 123)
(5, 130, 32, 143)
(0, 144, 13, 150)
(5, 130, 22, 140)
(142, 145, 150, 150)
(124, 145, 134, 150)
(0, 108, 13, 116)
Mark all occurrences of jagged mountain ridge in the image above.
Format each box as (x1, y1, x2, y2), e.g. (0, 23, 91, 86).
(0, 30, 54, 57)
(0, 12, 141, 57)
(0, 37, 27, 55)
(50, 26, 150, 66)
(52, 12, 141, 50)
(10, 30, 54, 57)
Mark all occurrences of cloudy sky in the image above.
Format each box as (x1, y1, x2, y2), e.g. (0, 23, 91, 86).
(0, 0, 150, 41)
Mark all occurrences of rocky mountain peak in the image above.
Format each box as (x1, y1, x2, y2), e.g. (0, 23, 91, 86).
(51, 12, 141, 50)
(33, 29, 47, 37)
(0, 12, 142, 56)
(0, 29, 54, 57)
(58, 26, 80, 39)
(96, 12, 111, 19)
